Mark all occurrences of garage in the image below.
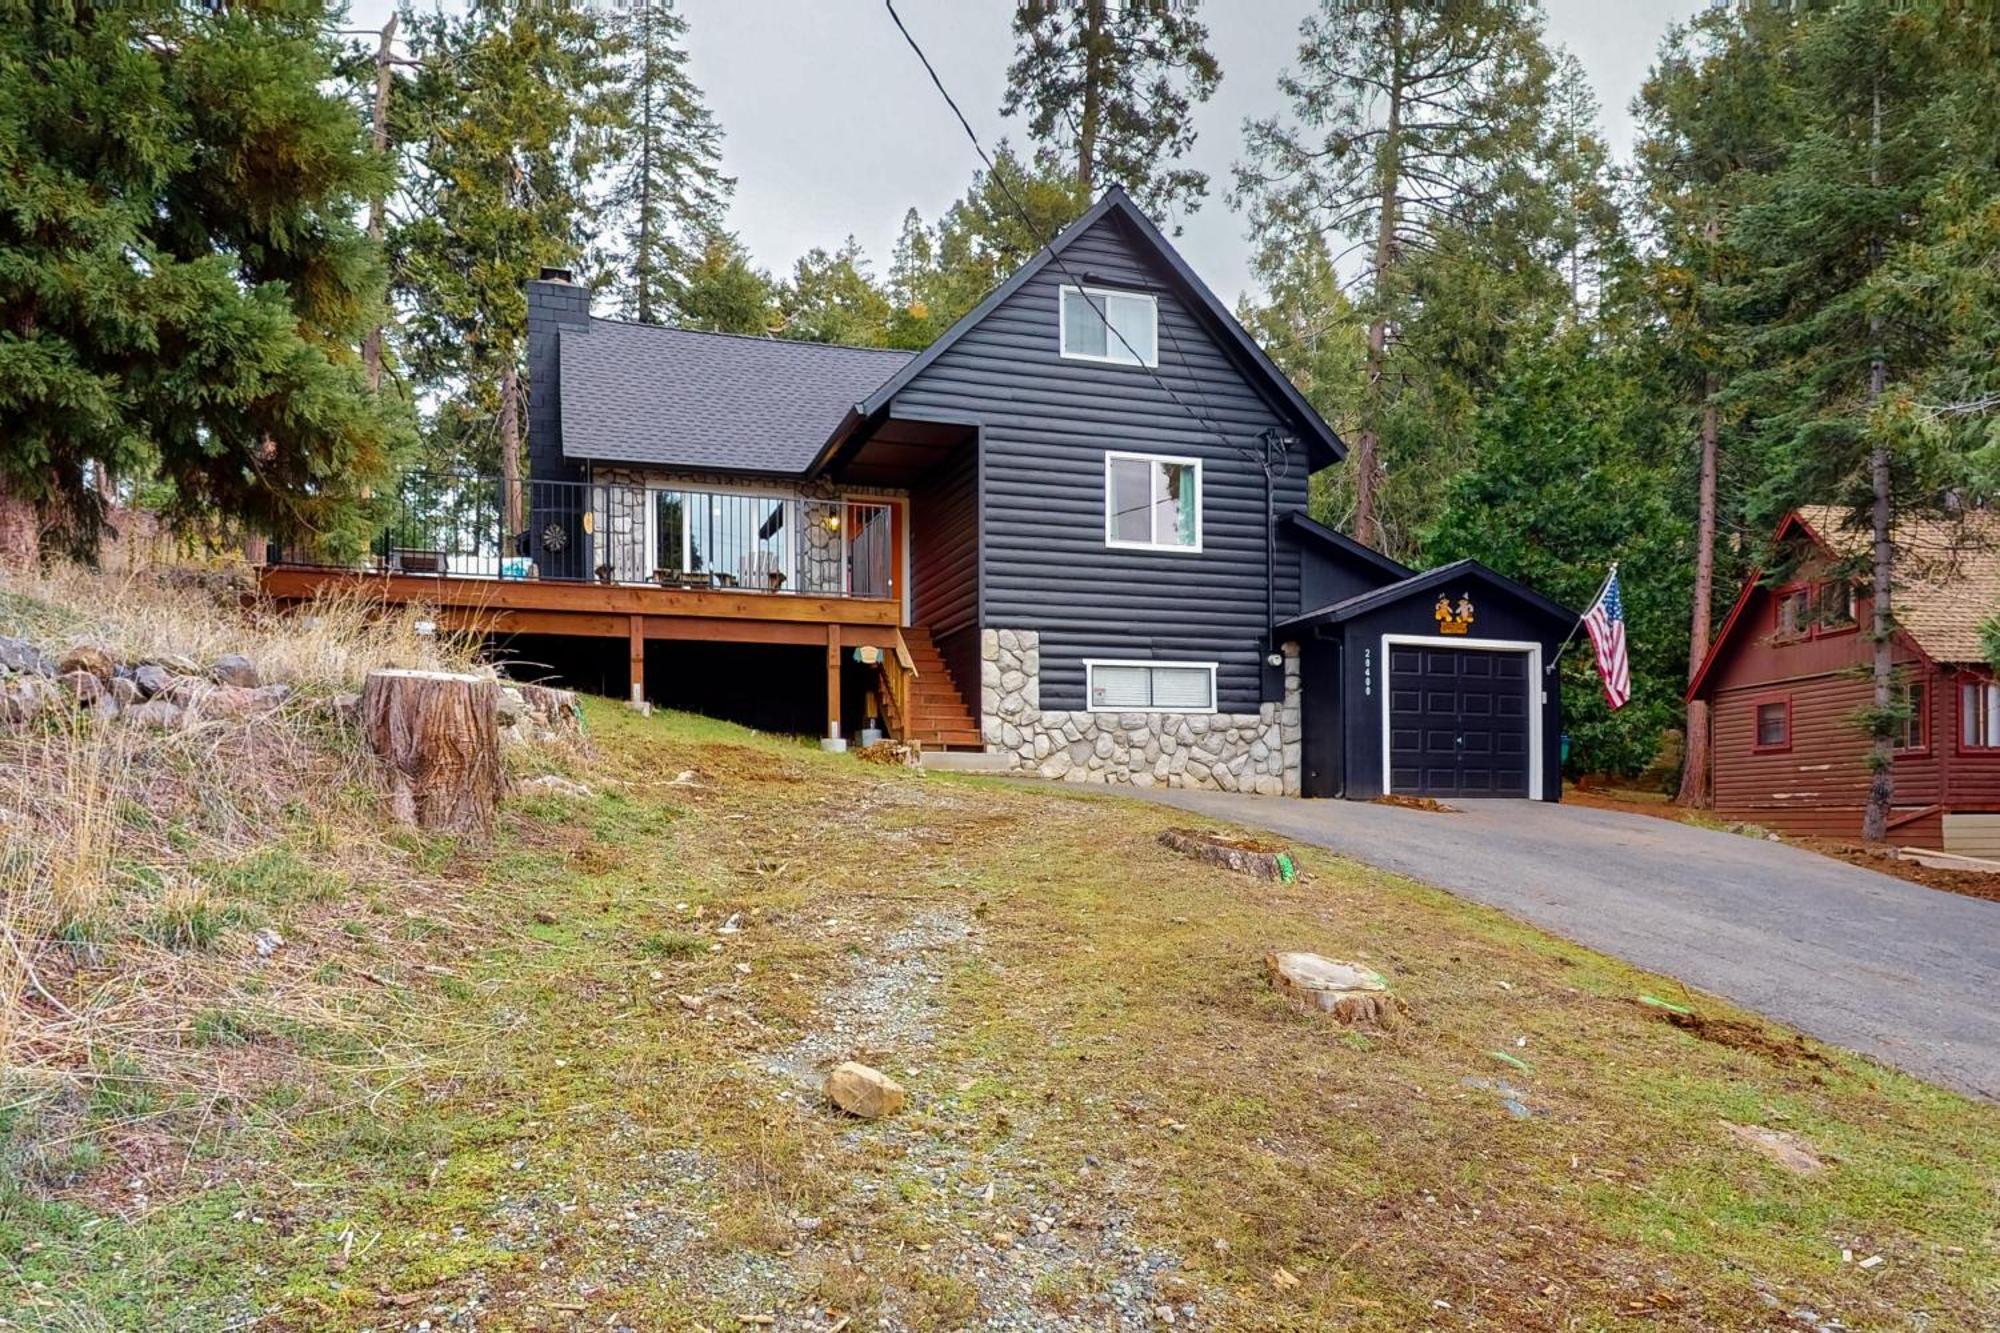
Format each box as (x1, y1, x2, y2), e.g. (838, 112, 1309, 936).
(1387, 644, 1532, 797)
(1280, 557, 1577, 803)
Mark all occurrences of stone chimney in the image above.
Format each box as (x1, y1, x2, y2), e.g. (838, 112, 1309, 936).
(526, 269, 588, 485)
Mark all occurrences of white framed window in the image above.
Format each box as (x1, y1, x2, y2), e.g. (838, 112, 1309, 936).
(1085, 660, 1217, 714)
(1104, 451, 1201, 552)
(1059, 284, 1158, 367)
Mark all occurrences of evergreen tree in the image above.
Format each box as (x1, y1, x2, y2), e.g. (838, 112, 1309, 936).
(1718, 1, 1987, 839)
(1427, 329, 1686, 779)
(1634, 4, 1801, 805)
(677, 232, 775, 336)
(393, 0, 624, 534)
(1237, 0, 1557, 553)
(886, 145, 1089, 349)
(1002, 0, 1219, 221)
(0, 0, 400, 562)
(776, 239, 893, 347)
(605, 0, 731, 325)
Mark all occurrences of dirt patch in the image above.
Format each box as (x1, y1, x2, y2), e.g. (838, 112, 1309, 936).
(694, 740, 807, 784)
(1372, 793, 1458, 813)
(1661, 1009, 1829, 1067)
(1568, 787, 2000, 906)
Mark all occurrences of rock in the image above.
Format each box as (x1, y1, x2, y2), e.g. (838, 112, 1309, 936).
(58, 644, 116, 681)
(824, 1061, 906, 1119)
(0, 636, 55, 677)
(59, 669, 106, 704)
(110, 676, 140, 708)
(132, 664, 176, 698)
(252, 927, 284, 958)
(325, 692, 362, 726)
(126, 700, 185, 730)
(496, 687, 527, 726)
(520, 773, 593, 798)
(1266, 952, 1402, 1027)
(1, 676, 60, 724)
(1720, 1120, 1825, 1175)
(209, 653, 260, 688)
(187, 683, 290, 719)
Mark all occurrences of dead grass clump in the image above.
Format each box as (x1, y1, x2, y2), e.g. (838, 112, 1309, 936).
(0, 562, 502, 1199)
(1662, 1008, 1830, 1067)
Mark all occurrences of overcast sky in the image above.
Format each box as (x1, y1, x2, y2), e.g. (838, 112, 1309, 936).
(354, 0, 1710, 303)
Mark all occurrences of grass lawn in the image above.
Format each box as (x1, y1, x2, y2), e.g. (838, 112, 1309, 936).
(6, 701, 1996, 1331)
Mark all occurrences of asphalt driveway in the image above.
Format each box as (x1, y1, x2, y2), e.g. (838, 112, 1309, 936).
(1134, 789, 2000, 1101)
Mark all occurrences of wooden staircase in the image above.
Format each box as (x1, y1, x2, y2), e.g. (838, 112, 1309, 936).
(884, 626, 983, 751)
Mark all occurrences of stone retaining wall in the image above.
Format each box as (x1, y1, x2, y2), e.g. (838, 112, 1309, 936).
(980, 629, 1301, 795)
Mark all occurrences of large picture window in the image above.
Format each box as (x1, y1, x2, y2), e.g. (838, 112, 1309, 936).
(1105, 452, 1201, 552)
(1086, 661, 1217, 714)
(1059, 285, 1158, 367)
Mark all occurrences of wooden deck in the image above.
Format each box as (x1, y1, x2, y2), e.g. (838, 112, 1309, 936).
(259, 566, 910, 729)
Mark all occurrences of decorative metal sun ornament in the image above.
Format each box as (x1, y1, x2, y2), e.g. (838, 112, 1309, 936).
(540, 522, 569, 553)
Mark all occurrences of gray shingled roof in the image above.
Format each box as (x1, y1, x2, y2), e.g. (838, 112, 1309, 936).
(559, 320, 912, 475)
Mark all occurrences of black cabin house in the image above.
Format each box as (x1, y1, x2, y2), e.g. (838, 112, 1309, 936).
(272, 187, 1574, 800)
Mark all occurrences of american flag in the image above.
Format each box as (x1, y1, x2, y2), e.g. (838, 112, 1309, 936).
(1582, 567, 1631, 711)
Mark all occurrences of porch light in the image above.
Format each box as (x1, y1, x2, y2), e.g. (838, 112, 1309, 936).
(824, 512, 841, 532)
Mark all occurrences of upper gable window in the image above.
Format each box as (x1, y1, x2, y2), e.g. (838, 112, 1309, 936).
(1059, 285, 1158, 367)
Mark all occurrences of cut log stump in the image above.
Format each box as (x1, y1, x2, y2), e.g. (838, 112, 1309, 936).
(1159, 827, 1297, 881)
(1266, 952, 1403, 1028)
(361, 668, 504, 837)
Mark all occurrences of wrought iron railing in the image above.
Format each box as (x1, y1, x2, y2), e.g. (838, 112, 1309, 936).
(269, 472, 895, 600)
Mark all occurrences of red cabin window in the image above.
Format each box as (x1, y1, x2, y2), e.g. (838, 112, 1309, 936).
(1754, 699, 1791, 751)
(1893, 678, 1927, 752)
(1960, 679, 2000, 750)
(1774, 586, 1810, 639)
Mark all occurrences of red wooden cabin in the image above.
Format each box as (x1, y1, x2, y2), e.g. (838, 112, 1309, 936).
(1688, 506, 2000, 852)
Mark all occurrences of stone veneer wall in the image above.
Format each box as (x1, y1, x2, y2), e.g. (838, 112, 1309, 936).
(981, 629, 1302, 796)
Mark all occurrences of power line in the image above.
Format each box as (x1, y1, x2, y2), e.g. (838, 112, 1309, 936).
(882, 0, 1277, 477)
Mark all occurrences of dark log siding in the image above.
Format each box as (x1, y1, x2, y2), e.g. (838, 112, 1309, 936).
(886, 211, 1310, 713)
(911, 441, 981, 697)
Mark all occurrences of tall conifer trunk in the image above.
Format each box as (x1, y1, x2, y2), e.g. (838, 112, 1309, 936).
(1862, 75, 1894, 844)
(0, 476, 38, 567)
(1679, 378, 1719, 807)
(1356, 1, 1405, 553)
(363, 15, 396, 394)
(1077, 0, 1104, 196)
(500, 364, 524, 540)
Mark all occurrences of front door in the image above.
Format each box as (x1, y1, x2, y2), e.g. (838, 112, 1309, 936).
(1388, 645, 1531, 797)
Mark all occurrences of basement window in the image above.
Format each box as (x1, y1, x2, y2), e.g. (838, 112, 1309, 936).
(1060, 285, 1158, 367)
(1086, 660, 1216, 714)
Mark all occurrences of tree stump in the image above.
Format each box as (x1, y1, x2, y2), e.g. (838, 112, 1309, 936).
(361, 669, 505, 836)
(1159, 827, 1297, 881)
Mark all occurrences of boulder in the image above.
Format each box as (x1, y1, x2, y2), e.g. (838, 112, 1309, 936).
(0, 635, 56, 678)
(126, 699, 185, 730)
(133, 663, 177, 698)
(109, 676, 141, 708)
(58, 644, 116, 681)
(824, 1061, 906, 1119)
(210, 653, 260, 688)
(0, 676, 60, 724)
(496, 686, 528, 727)
(1266, 952, 1402, 1027)
(143, 653, 203, 677)
(184, 683, 289, 720)
(59, 669, 106, 704)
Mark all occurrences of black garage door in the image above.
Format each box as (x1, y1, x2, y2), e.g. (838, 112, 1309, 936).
(1388, 646, 1531, 797)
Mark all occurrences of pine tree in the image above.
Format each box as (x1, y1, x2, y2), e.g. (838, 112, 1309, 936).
(1002, 0, 1219, 220)
(677, 233, 775, 335)
(393, 0, 624, 535)
(605, 0, 731, 325)
(886, 145, 1089, 349)
(0, 0, 400, 563)
(1719, 1, 1982, 840)
(777, 239, 893, 347)
(1237, 0, 1556, 552)
(1634, 5, 1802, 806)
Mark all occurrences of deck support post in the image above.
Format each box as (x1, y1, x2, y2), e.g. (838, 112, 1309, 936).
(823, 623, 846, 752)
(628, 615, 645, 707)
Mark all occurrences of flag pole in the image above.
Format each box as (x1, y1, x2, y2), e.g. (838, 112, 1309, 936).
(1547, 561, 1617, 675)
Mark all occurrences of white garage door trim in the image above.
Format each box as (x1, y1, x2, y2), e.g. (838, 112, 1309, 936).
(1381, 634, 1545, 801)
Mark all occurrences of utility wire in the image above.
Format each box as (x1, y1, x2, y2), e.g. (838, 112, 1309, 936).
(883, 0, 1276, 476)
